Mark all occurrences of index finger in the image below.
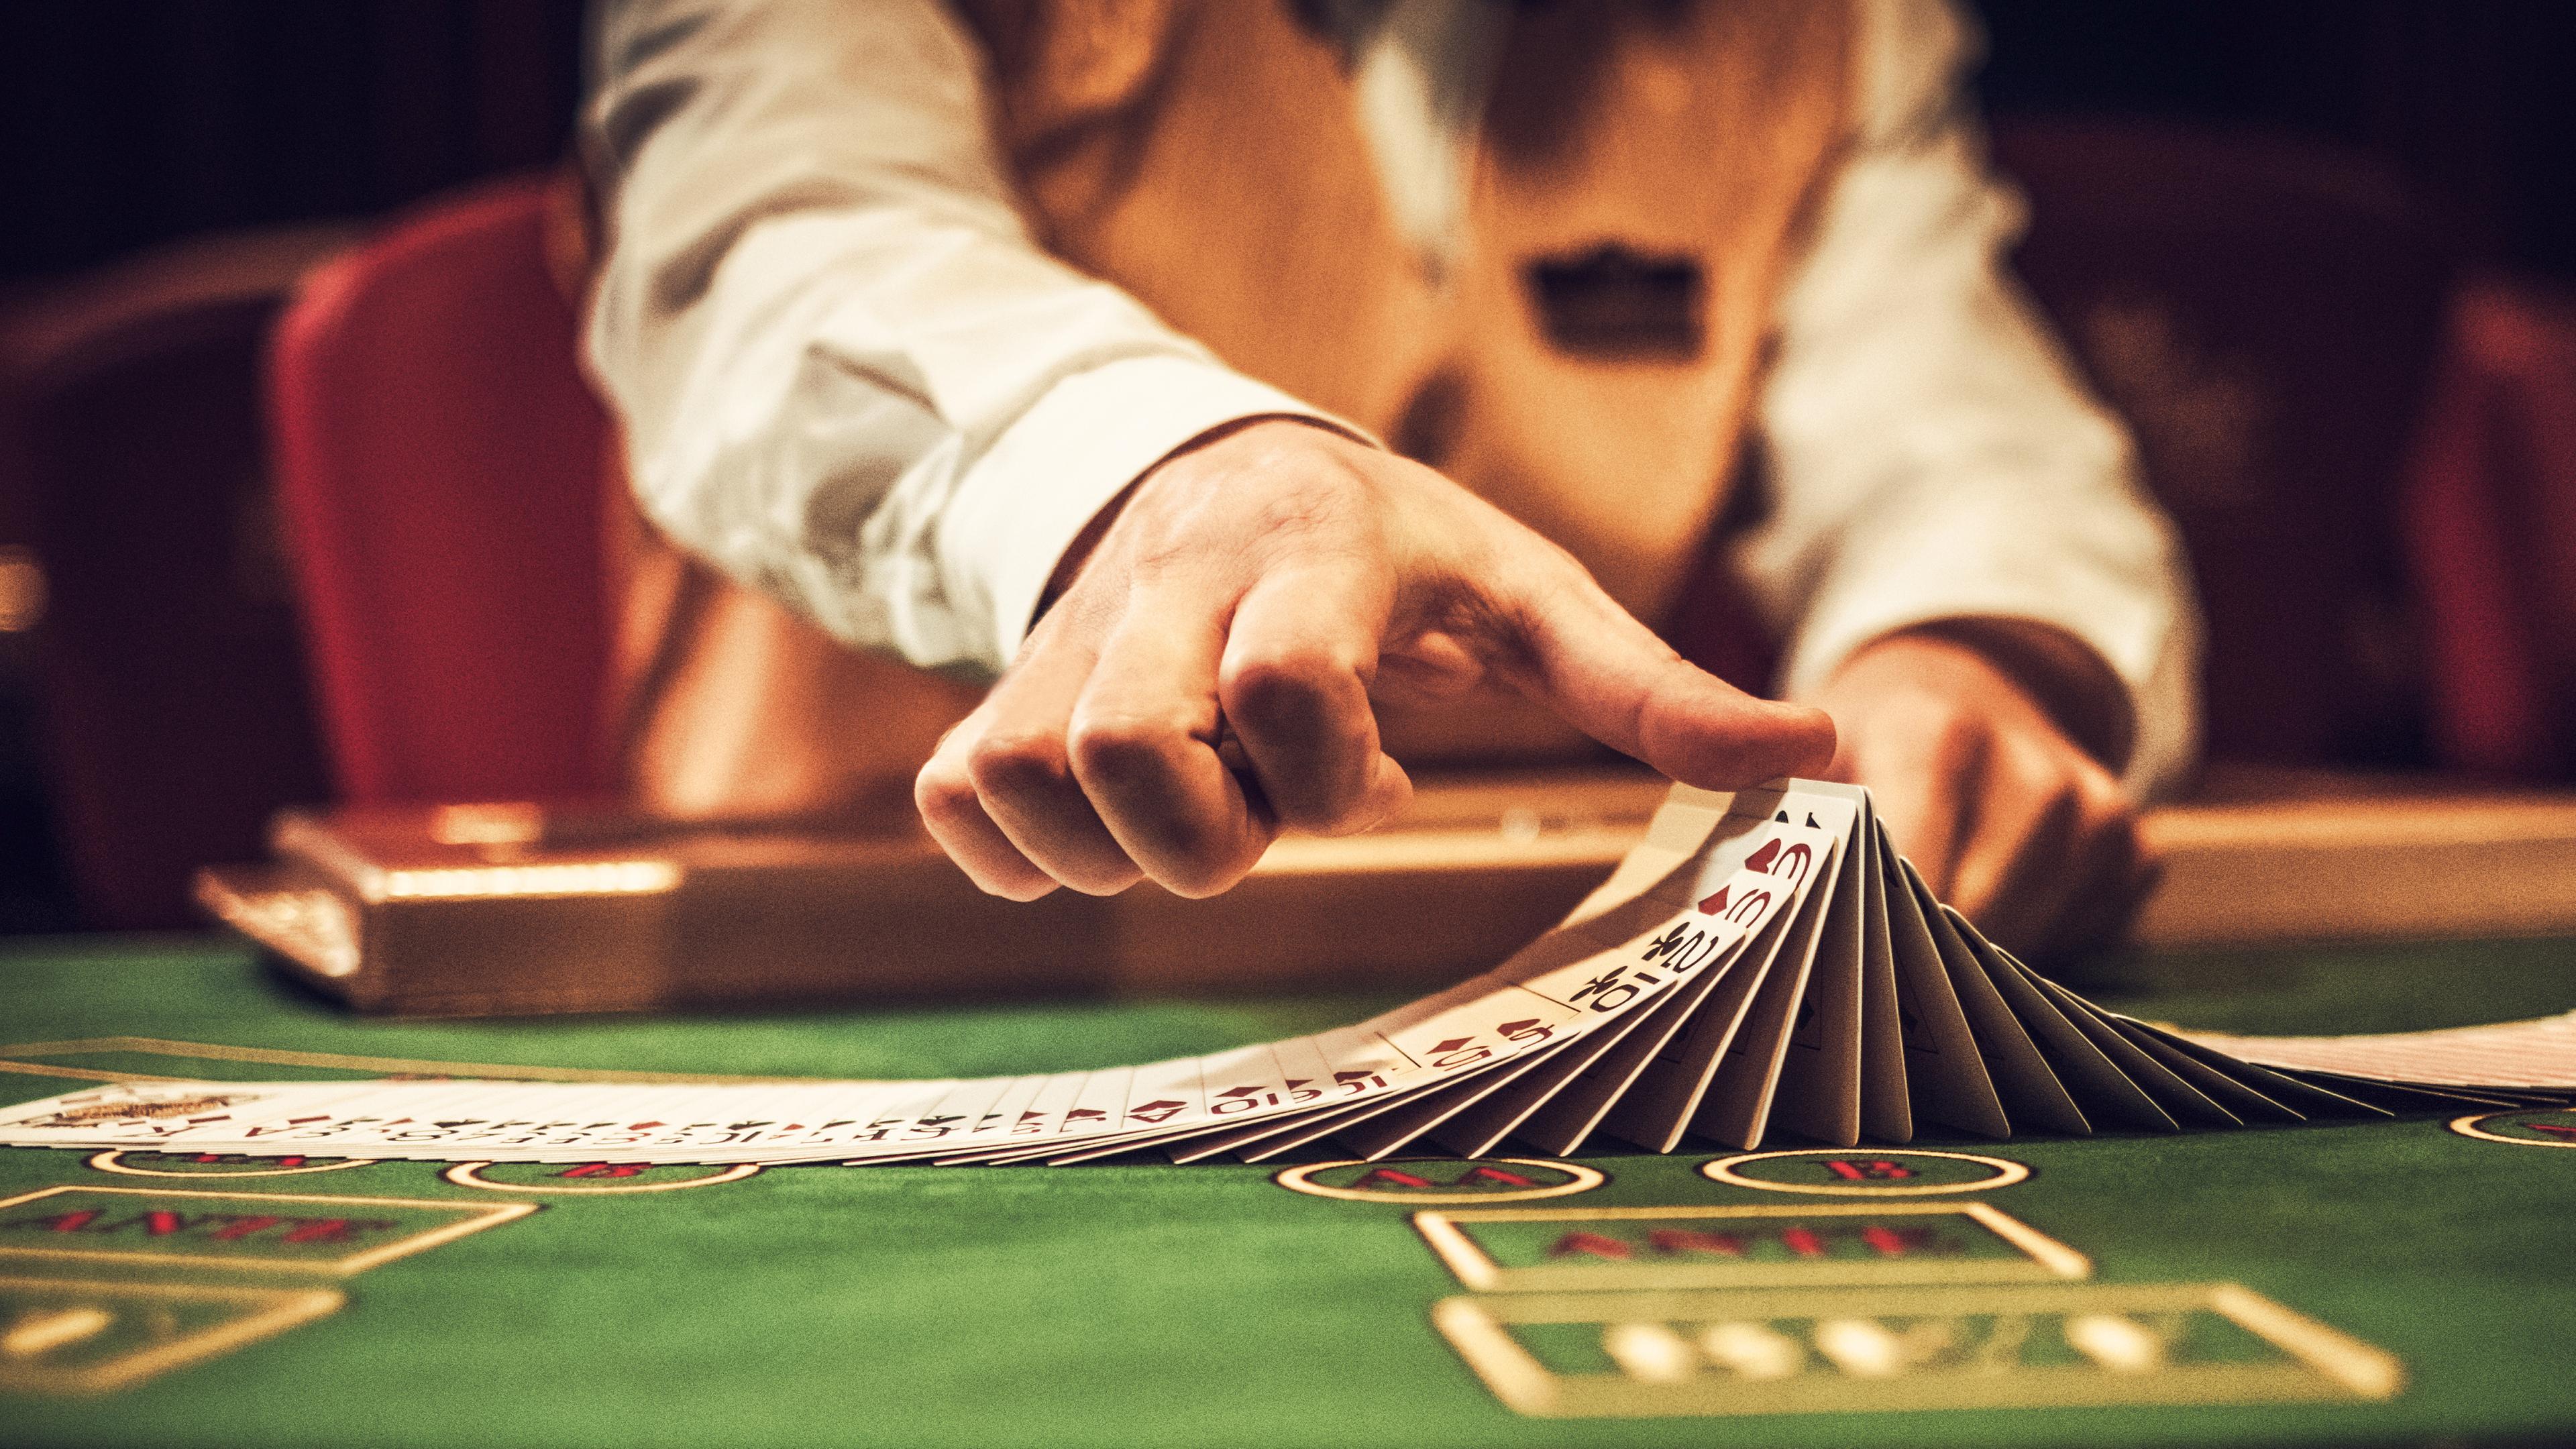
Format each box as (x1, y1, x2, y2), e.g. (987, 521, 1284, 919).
(1499, 557, 1836, 788)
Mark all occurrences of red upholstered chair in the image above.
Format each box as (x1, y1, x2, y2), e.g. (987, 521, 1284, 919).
(1992, 121, 2459, 773)
(0, 227, 350, 927)
(269, 174, 614, 804)
(2403, 280, 2576, 780)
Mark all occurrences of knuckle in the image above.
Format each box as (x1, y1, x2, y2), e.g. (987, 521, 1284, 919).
(912, 759, 981, 824)
(1066, 710, 1196, 785)
(1223, 647, 1360, 727)
(1530, 535, 1601, 592)
(1131, 444, 1378, 578)
(1480, 545, 1587, 633)
(965, 732, 1073, 798)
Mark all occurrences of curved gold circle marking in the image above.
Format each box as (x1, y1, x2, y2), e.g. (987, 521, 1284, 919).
(1273, 1158, 1606, 1204)
(2449, 1110, 2576, 1149)
(87, 1149, 378, 1179)
(442, 1161, 763, 1194)
(1702, 1148, 2031, 1195)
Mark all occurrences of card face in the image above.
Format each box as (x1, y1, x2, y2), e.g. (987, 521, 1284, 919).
(1617, 778, 1865, 1150)
(0, 1082, 410, 1147)
(1051, 1067, 1135, 1145)
(1454, 827, 1819, 1158)
(1333, 1038, 1583, 1161)
(1528, 965, 1737, 1157)
(1583, 801, 1851, 1153)
(1048, 1040, 1361, 1165)
(1163, 1038, 1340, 1163)
(1007, 1071, 1097, 1141)
(1155, 1041, 1376, 1164)
(1688, 879, 1835, 1151)
(1674, 786, 1865, 1151)
(1231, 1085, 1456, 1164)
(1431, 1010, 1663, 1159)
(1769, 810, 1870, 1148)
(909, 1075, 1026, 1150)
(1564, 823, 1841, 1155)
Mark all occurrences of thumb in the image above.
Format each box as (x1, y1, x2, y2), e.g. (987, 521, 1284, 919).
(1504, 564, 1836, 789)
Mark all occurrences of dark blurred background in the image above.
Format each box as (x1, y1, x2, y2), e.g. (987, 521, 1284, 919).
(5, 2, 2571, 290)
(1, 0, 2571, 934)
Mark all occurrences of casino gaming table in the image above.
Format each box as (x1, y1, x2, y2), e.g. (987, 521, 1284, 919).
(2, 931, 2572, 1448)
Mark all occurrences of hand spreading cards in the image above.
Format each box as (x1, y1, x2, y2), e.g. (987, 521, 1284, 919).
(5, 781, 2571, 1167)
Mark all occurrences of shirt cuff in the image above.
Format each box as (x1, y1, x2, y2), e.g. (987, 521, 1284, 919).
(945, 353, 1370, 667)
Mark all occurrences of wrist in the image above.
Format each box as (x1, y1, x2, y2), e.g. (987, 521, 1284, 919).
(1035, 417, 1364, 619)
(1833, 619, 2135, 771)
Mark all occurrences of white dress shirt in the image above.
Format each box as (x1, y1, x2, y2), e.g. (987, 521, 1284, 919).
(582, 0, 2200, 794)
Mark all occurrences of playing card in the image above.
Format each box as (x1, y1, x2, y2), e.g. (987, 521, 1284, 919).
(2006, 962, 2239, 1126)
(1907, 866, 2090, 1135)
(1851, 814, 1913, 1142)
(1877, 830, 2010, 1137)
(1770, 789, 1875, 1146)
(6, 777, 2565, 1170)
(1686, 808, 1863, 1150)
(1951, 923, 2178, 1132)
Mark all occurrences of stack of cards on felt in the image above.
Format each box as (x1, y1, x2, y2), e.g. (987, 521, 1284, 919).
(3, 780, 2569, 1167)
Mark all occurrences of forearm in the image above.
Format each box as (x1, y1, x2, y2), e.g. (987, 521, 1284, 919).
(584, 0, 1343, 672)
(1819, 616, 2133, 771)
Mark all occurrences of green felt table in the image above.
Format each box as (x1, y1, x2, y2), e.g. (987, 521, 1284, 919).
(1, 932, 2572, 1448)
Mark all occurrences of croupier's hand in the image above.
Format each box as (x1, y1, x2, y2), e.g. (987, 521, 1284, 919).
(1811, 622, 2155, 959)
(916, 420, 1836, 900)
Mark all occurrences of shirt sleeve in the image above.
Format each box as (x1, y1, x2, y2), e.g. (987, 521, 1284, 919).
(1731, 0, 2202, 796)
(581, 0, 1352, 673)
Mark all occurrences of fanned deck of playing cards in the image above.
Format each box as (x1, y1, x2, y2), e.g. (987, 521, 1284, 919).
(6, 780, 2571, 1167)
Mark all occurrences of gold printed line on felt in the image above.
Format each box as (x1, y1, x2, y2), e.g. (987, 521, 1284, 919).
(0, 1060, 193, 1084)
(0, 1276, 344, 1394)
(0, 1185, 537, 1277)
